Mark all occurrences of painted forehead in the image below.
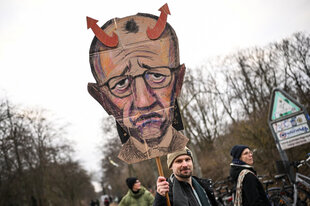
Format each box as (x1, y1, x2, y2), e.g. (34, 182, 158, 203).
(90, 15, 179, 81)
(92, 38, 176, 80)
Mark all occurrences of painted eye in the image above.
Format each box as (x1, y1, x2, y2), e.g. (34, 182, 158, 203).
(115, 79, 129, 89)
(146, 72, 167, 84)
(110, 77, 130, 94)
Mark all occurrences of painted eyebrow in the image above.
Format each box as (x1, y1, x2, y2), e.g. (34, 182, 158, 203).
(101, 62, 131, 86)
(120, 61, 131, 76)
(137, 60, 170, 70)
(110, 61, 131, 78)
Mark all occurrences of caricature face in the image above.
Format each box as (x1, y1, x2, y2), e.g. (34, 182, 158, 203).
(89, 15, 185, 144)
(97, 44, 178, 140)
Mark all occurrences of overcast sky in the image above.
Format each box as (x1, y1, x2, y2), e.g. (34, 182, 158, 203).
(1, 0, 310, 190)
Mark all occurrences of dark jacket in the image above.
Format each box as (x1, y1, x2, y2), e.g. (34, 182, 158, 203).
(230, 164, 271, 206)
(153, 175, 218, 206)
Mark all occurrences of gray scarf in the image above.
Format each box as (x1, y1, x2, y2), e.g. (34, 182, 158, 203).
(170, 175, 211, 206)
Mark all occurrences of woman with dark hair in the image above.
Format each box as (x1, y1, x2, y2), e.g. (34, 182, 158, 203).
(230, 145, 271, 206)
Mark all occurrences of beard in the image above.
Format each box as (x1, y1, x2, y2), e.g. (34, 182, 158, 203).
(176, 169, 192, 179)
(176, 172, 192, 179)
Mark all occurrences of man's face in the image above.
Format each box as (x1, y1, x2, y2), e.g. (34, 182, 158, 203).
(171, 155, 193, 179)
(96, 39, 180, 141)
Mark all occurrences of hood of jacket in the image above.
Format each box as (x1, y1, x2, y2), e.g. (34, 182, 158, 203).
(230, 163, 256, 182)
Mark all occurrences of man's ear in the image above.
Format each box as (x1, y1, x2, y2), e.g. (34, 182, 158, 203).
(175, 64, 186, 97)
(87, 83, 113, 115)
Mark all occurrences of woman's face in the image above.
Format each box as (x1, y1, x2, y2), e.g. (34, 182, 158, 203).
(240, 148, 254, 165)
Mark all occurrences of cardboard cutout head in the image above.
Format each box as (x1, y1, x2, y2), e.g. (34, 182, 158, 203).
(87, 6, 188, 163)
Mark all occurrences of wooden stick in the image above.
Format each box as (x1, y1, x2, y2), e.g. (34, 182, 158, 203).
(155, 157, 171, 206)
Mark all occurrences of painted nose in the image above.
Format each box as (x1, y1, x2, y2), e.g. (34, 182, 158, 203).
(133, 77, 156, 109)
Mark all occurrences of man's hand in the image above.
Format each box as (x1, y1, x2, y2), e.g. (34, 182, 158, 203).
(156, 176, 169, 196)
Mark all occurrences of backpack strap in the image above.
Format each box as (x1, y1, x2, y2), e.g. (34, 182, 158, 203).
(234, 169, 255, 206)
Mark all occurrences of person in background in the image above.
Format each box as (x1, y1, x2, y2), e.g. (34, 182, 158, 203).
(103, 197, 110, 206)
(154, 147, 218, 206)
(90, 199, 96, 206)
(230, 144, 271, 206)
(119, 177, 154, 206)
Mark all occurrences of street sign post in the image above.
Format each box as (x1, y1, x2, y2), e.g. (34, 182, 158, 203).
(272, 114, 310, 150)
(268, 88, 310, 182)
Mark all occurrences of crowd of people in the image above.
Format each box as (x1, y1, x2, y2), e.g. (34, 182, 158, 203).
(92, 144, 269, 206)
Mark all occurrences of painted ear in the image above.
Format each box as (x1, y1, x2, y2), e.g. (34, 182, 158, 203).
(175, 64, 186, 97)
(87, 83, 113, 115)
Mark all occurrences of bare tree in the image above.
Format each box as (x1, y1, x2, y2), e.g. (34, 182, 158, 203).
(178, 32, 310, 180)
(0, 98, 95, 206)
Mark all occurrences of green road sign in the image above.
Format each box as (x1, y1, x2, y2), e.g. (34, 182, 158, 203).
(271, 91, 301, 120)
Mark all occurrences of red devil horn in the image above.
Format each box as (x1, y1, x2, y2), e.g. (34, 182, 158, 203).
(147, 3, 171, 40)
(86, 16, 118, 47)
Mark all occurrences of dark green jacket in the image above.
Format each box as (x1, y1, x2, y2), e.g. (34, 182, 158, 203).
(119, 186, 154, 206)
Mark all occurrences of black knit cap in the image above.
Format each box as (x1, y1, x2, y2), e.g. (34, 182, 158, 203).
(126, 177, 138, 190)
(230, 145, 249, 160)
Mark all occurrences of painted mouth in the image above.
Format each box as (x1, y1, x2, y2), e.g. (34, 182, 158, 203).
(133, 112, 163, 128)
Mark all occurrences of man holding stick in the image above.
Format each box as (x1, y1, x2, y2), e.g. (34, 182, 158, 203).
(154, 147, 218, 206)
